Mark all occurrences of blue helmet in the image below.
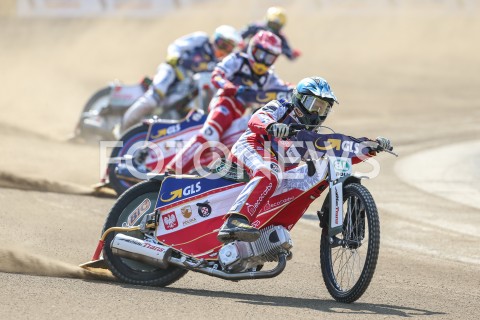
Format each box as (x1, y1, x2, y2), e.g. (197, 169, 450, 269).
(292, 77, 338, 127)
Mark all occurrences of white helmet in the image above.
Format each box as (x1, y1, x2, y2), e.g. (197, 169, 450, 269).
(212, 25, 242, 59)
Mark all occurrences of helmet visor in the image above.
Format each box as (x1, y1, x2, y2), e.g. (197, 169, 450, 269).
(267, 21, 282, 32)
(301, 95, 331, 117)
(215, 38, 236, 53)
(252, 47, 277, 66)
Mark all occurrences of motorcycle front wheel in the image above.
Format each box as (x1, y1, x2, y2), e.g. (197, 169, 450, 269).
(102, 180, 188, 286)
(320, 183, 380, 303)
(74, 87, 112, 139)
(108, 123, 150, 196)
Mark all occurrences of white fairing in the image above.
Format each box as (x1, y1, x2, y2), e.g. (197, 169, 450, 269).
(109, 83, 145, 107)
(156, 182, 245, 237)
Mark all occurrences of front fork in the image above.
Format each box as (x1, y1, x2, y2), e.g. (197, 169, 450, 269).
(317, 157, 358, 240)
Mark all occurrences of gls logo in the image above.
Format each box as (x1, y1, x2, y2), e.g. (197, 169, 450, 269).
(150, 124, 181, 139)
(161, 182, 202, 202)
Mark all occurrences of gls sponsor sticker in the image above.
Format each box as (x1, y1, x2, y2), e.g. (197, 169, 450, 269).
(150, 124, 181, 139)
(160, 182, 202, 202)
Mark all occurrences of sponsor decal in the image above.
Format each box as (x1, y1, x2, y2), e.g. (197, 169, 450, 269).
(256, 92, 277, 103)
(150, 123, 181, 139)
(180, 205, 197, 226)
(122, 238, 143, 246)
(180, 205, 193, 218)
(294, 108, 304, 118)
(251, 220, 261, 228)
(218, 106, 230, 115)
(262, 196, 294, 211)
(191, 111, 203, 122)
(335, 188, 340, 225)
(333, 159, 351, 177)
(143, 242, 166, 252)
(246, 183, 273, 216)
(162, 211, 178, 230)
(315, 138, 341, 151)
(160, 182, 202, 202)
(204, 127, 214, 136)
(196, 201, 212, 217)
(192, 61, 212, 72)
(270, 162, 280, 173)
(341, 141, 360, 153)
(126, 198, 151, 226)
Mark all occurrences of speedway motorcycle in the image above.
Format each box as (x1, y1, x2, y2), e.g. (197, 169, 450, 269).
(72, 63, 215, 143)
(101, 88, 293, 196)
(82, 126, 397, 303)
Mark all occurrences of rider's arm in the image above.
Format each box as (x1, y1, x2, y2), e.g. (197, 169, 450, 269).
(167, 32, 210, 61)
(276, 31, 296, 60)
(211, 53, 241, 89)
(248, 100, 285, 135)
(240, 24, 260, 39)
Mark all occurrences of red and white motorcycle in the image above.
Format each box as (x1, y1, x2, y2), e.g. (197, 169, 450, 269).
(82, 126, 397, 303)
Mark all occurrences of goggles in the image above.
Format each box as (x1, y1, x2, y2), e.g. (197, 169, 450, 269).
(215, 38, 235, 53)
(301, 95, 332, 117)
(267, 21, 283, 32)
(252, 47, 278, 66)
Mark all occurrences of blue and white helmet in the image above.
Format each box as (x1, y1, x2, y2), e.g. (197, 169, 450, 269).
(292, 77, 338, 127)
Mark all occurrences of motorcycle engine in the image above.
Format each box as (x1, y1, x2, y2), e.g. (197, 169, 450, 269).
(218, 225, 293, 273)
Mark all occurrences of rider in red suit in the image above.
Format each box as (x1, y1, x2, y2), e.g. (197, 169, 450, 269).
(166, 30, 290, 173)
(217, 76, 392, 243)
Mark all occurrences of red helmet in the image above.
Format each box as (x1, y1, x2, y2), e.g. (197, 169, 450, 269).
(246, 30, 282, 75)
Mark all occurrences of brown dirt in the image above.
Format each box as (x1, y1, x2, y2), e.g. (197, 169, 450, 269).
(0, 1, 479, 319)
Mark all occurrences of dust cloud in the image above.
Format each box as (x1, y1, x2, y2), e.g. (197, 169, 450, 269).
(0, 247, 115, 281)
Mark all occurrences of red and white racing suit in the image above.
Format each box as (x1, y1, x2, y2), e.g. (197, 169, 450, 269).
(166, 52, 290, 173)
(227, 99, 302, 221)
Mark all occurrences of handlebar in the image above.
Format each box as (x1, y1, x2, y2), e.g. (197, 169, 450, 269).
(277, 124, 399, 157)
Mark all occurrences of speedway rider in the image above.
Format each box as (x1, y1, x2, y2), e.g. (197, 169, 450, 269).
(217, 76, 392, 243)
(240, 6, 301, 61)
(166, 30, 292, 173)
(121, 25, 242, 131)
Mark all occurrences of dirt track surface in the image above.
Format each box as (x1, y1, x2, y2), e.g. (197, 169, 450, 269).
(1, 1, 479, 319)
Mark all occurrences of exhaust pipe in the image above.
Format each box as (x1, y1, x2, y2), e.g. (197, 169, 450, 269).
(111, 234, 172, 269)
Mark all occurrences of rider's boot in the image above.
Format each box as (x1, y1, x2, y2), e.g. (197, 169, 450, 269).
(217, 213, 260, 243)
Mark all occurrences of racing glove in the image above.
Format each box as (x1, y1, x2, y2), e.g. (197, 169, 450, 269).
(376, 136, 392, 150)
(222, 82, 238, 96)
(292, 49, 302, 59)
(268, 123, 289, 138)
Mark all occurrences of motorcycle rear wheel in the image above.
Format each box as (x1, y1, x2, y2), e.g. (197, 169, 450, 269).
(102, 180, 188, 286)
(320, 183, 380, 303)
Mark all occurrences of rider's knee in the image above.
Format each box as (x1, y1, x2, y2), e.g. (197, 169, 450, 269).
(199, 124, 221, 141)
(252, 162, 281, 188)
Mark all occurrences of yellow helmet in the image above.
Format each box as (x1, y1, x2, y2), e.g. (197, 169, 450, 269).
(265, 7, 286, 32)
